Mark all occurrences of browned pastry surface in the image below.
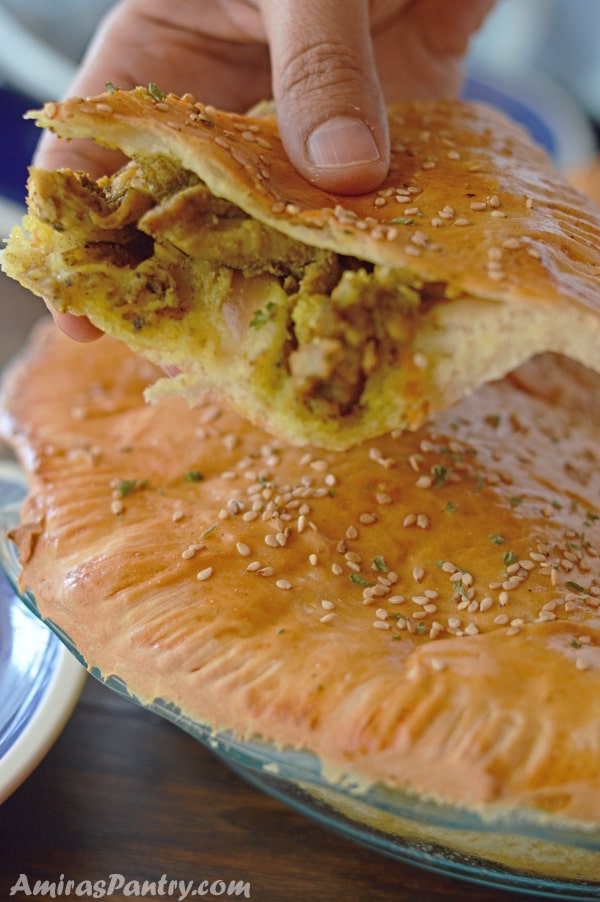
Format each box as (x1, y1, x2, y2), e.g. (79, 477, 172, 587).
(2, 322, 599, 825)
(3, 88, 600, 448)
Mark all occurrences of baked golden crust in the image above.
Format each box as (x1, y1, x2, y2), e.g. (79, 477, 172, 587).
(2, 321, 600, 825)
(3, 87, 600, 449)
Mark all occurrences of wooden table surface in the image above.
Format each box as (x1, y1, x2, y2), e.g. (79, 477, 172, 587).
(0, 274, 542, 902)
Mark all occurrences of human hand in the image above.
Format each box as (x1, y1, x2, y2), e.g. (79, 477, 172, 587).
(34, 0, 495, 340)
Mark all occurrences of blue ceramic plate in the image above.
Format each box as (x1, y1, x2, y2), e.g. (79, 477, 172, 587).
(0, 461, 598, 898)
(464, 67, 597, 169)
(0, 461, 86, 804)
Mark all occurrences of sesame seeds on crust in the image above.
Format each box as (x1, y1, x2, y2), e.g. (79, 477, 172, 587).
(3, 325, 600, 822)
(26, 85, 600, 314)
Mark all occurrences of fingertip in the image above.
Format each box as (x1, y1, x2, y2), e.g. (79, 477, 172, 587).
(303, 115, 390, 194)
(46, 305, 104, 342)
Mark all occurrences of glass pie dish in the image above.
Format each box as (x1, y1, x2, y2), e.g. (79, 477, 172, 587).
(0, 460, 598, 899)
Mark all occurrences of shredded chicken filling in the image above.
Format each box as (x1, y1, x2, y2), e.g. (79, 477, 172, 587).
(30, 154, 448, 416)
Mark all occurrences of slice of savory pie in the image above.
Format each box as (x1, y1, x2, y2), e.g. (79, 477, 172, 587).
(3, 86, 600, 449)
(1, 323, 599, 878)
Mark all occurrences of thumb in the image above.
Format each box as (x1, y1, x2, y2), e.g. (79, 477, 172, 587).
(259, 0, 390, 194)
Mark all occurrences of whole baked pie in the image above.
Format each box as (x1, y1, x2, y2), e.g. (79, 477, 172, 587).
(1, 89, 600, 888)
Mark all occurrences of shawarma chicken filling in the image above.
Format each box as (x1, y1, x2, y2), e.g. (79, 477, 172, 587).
(23, 154, 451, 418)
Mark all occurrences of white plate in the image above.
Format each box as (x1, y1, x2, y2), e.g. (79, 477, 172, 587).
(0, 460, 86, 804)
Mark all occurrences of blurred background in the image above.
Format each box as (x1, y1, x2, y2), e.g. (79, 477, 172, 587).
(0, 0, 599, 234)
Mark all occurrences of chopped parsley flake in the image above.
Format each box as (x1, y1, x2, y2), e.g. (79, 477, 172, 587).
(489, 533, 506, 545)
(452, 581, 469, 600)
(249, 301, 276, 329)
(349, 573, 374, 587)
(509, 496, 523, 507)
(566, 580, 586, 594)
(503, 550, 519, 567)
(199, 523, 218, 539)
(390, 216, 415, 225)
(116, 478, 147, 497)
(372, 555, 389, 573)
(148, 82, 167, 101)
(184, 469, 204, 482)
(444, 500, 457, 513)
(105, 81, 120, 94)
(432, 464, 450, 488)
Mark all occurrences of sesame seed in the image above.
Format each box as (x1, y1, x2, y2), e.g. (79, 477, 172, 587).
(320, 612, 337, 624)
(321, 599, 335, 610)
(490, 210, 506, 218)
(412, 566, 425, 582)
(155, 102, 170, 112)
(375, 608, 389, 620)
(96, 103, 114, 114)
(403, 513, 417, 528)
(257, 566, 275, 577)
(196, 567, 213, 581)
(416, 475, 433, 489)
(236, 542, 251, 556)
(470, 201, 487, 211)
(359, 513, 377, 524)
(276, 579, 292, 590)
(373, 620, 391, 630)
(464, 622, 479, 636)
(389, 595, 406, 604)
(111, 500, 124, 515)
(454, 218, 471, 226)
(331, 563, 344, 576)
(417, 514, 430, 529)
